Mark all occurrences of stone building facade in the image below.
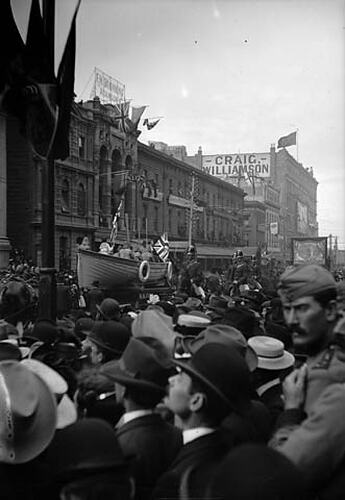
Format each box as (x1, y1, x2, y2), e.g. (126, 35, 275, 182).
(4, 98, 246, 270)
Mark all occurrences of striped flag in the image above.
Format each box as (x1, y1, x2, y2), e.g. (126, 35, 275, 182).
(153, 233, 169, 262)
(109, 199, 123, 245)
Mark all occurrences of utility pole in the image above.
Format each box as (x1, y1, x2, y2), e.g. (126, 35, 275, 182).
(188, 174, 195, 249)
(39, 0, 56, 320)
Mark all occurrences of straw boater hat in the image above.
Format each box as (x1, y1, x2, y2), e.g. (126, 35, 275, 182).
(0, 360, 57, 463)
(247, 336, 295, 370)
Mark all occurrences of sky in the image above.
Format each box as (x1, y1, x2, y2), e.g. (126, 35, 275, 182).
(12, 0, 345, 247)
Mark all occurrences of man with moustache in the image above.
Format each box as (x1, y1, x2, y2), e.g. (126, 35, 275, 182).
(270, 264, 345, 498)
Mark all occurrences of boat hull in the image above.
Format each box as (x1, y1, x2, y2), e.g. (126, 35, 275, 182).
(77, 250, 169, 289)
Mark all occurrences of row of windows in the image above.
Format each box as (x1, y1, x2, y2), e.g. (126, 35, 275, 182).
(61, 180, 87, 216)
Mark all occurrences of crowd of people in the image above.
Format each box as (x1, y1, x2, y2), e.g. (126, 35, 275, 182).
(1, 252, 345, 499)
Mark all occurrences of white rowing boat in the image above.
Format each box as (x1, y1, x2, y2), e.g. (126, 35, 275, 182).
(77, 250, 172, 289)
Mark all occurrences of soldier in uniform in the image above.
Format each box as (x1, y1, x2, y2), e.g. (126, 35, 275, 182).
(270, 264, 345, 497)
(232, 251, 251, 296)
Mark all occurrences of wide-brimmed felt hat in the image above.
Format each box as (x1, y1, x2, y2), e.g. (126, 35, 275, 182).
(96, 298, 120, 320)
(173, 343, 252, 414)
(101, 337, 173, 396)
(0, 360, 57, 463)
(43, 418, 129, 480)
(21, 358, 77, 429)
(178, 297, 203, 311)
(87, 321, 130, 357)
(221, 305, 258, 339)
(181, 324, 258, 372)
(248, 336, 295, 370)
(209, 444, 305, 500)
(205, 296, 231, 315)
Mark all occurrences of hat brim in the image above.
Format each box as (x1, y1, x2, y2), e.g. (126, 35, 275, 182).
(173, 358, 234, 410)
(101, 363, 167, 396)
(257, 351, 295, 370)
(56, 394, 78, 430)
(181, 338, 258, 373)
(96, 304, 119, 320)
(11, 372, 57, 464)
(86, 333, 123, 356)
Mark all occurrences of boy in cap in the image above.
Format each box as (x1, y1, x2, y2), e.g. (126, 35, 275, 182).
(152, 343, 252, 500)
(269, 264, 345, 497)
(101, 337, 182, 500)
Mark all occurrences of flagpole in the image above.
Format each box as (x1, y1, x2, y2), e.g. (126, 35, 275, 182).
(145, 218, 148, 248)
(39, 0, 56, 321)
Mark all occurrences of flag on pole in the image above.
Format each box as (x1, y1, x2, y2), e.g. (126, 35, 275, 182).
(153, 233, 169, 261)
(109, 199, 123, 245)
(49, 0, 80, 160)
(131, 105, 147, 128)
(143, 118, 160, 130)
(277, 131, 297, 149)
(113, 101, 130, 132)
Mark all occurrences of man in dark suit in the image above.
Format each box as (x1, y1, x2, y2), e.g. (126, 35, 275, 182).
(101, 337, 182, 500)
(152, 342, 253, 500)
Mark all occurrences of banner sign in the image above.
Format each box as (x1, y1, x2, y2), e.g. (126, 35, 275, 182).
(91, 67, 125, 105)
(292, 237, 328, 267)
(202, 153, 270, 178)
(297, 201, 308, 233)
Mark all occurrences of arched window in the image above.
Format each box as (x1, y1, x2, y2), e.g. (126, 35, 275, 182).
(61, 179, 70, 212)
(77, 183, 86, 216)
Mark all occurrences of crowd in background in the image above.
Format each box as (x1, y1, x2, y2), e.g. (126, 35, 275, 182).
(0, 246, 345, 499)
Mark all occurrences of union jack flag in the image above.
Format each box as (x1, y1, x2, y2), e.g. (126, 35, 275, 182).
(113, 101, 130, 133)
(153, 233, 169, 262)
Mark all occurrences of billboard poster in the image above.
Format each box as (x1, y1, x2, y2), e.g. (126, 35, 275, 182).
(201, 153, 270, 179)
(297, 201, 308, 233)
(91, 68, 126, 105)
(292, 237, 328, 266)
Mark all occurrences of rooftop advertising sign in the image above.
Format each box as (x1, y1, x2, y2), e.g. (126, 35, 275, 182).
(91, 67, 125, 105)
(202, 153, 271, 178)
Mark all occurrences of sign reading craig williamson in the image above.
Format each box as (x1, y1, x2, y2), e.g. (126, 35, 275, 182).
(202, 153, 270, 179)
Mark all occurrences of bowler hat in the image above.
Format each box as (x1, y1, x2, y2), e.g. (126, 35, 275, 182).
(96, 298, 120, 320)
(173, 343, 251, 414)
(182, 324, 258, 372)
(75, 317, 94, 339)
(44, 418, 128, 479)
(87, 321, 130, 356)
(101, 337, 173, 396)
(0, 341, 22, 361)
(248, 336, 295, 370)
(31, 319, 59, 344)
(0, 360, 57, 463)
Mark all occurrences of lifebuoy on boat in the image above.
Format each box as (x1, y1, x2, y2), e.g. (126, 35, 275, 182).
(138, 260, 150, 282)
(166, 261, 173, 282)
